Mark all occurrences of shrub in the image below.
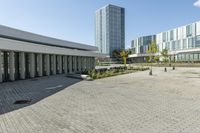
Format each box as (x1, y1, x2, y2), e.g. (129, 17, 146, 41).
(89, 69, 97, 79)
(96, 72, 101, 79)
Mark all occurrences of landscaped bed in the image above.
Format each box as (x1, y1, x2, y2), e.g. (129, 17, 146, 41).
(86, 66, 149, 80)
(133, 63, 200, 68)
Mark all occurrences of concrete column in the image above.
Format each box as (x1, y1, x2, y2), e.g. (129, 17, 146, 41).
(81, 57, 85, 72)
(85, 57, 87, 71)
(92, 57, 95, 69)
(38, 54, 43, 77)
(85, 57, 88, 71)
(0, 51, 2, 82)
(58, 55, 62, 74)
(68, 56, 72, 74)
(19, 52, 25, 79)
(89, 58, 93, 70)
(80, 57, 83, 72)
(53, 55, 56, 75)
(76, 56, 79, 72)
(29, 53, 35, 78)
(74, 56, 77, 73)
(87, 57, 91, 71)
(9, 51, 15, 81)
(72, 56, 74, 73)
(46, 54, 50, 76)
(64, 56, 68, 75)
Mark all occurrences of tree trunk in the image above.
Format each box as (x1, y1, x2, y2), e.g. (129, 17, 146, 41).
(149, 62, 153, 75)
(123, 57, 126, 66)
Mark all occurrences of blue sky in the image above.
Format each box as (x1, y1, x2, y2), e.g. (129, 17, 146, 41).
(0, 0, 200, 48)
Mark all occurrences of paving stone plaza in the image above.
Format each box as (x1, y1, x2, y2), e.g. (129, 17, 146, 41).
(0, 67, 200, 133)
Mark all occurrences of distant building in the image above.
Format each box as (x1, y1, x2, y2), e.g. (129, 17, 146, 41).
(95, 4, 125, 57)
(129, 20, 200, 63)
(132, 35, 156, 54)
(129, 35, 156, 62)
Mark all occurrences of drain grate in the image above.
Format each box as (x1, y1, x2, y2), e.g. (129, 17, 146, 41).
(31, 78, 38, 81)
(14, 99, 32, 104)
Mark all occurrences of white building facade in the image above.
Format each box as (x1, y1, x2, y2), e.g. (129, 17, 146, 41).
(129, 20, 200, 62)
(0, 25, 101, 83)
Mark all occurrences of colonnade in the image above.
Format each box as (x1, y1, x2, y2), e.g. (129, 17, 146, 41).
(0, 50, 95, 82)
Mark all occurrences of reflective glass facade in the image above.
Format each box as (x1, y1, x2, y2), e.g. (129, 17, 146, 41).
(95, 4, 125, 57)
(131, 35, 156, 54)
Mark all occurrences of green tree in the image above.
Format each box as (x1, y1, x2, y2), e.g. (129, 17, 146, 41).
(113, 49, 129, 66)
(119, 50, 129, 66)
(161, 48, 169, 72)
(147, 41, 159, 75)
(113, 49, 120, 58)
(154, 55, 160, 64)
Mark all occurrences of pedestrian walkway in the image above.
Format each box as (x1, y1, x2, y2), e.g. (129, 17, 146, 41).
(1, 67, 200, 133)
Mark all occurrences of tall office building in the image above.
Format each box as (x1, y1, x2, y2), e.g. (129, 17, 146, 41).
(95, 4, 125, 57)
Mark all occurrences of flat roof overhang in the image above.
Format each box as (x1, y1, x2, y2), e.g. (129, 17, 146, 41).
(0, 25, 98, 51)
(171, 48, 200, 54)
(0, 37, 105, 57)
(128, 48, 200, 58)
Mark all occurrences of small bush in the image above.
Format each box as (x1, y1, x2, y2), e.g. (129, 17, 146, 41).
(96, 72, 101, 79)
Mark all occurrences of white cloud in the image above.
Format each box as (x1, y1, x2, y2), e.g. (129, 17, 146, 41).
(194, 0, 200, 7)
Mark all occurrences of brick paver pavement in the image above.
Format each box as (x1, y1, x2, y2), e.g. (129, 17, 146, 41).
(1, 68, 200, 133)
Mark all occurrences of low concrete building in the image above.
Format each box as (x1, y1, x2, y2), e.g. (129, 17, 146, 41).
(0, 25, 101, 83)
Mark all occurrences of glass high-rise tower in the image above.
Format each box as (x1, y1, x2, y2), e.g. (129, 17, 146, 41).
(95, 4, 125, 57)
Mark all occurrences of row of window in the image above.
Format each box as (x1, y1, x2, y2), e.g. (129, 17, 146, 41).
(176, 53, 200, 61)
(163, 36, 200, 51)
(162, 24, 195, 42)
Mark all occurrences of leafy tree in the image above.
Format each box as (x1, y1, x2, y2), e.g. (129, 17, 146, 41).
(113, 49, 129, 66)
(147, 41, 159, 75)
(120, 50, 129, 66)
(161, 48, 169, 72)
(154, 55, 160, 64)
(113, 49, 120, 58)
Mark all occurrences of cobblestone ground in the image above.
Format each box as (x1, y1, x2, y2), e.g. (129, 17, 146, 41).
(1, 67, 200, 133)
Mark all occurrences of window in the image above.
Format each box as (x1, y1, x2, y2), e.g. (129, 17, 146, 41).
(196, 35, 200, 47)
(172, 41, 176, 50)
(194, 54, 198, 60)
(187, 37, 195, 48)
(170, 30, 174, 41)
(183, 39, 187, 49)
(186, 25, 192, 37)
(176, 40, 181, 50)
(162, 32, 166, 42)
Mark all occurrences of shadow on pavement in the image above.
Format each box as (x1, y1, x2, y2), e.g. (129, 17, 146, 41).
(0, 74, 81, 115)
